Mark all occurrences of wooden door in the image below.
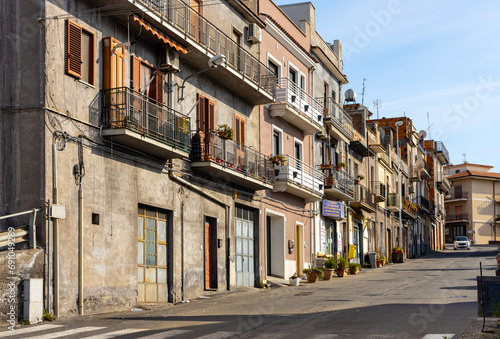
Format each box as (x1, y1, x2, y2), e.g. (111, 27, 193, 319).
(204, 222, 211, 290)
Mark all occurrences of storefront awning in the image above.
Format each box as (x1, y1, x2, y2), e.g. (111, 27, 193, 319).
(131, 14, 189, 54)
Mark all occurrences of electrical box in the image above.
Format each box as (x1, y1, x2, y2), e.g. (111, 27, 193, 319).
(23, 278, 43, 324)
(50, 204, 66, 219)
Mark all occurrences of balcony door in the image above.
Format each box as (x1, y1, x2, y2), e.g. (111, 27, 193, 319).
(232, 30, 242, 70)
(190, 0, 203, 42)
(235, 115, 246, 168)
(197, 94, 215, 160)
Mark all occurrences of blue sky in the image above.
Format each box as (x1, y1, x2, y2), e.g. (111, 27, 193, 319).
(273, 0, 500, 171)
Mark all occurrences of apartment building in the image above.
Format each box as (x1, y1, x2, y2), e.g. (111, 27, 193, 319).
(1, 0, 278, 317)
(444, 163, 500, 244)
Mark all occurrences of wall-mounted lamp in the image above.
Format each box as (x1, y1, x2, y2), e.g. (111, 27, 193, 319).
(112, 41, 136, 54)
(178, 54, 227, 101)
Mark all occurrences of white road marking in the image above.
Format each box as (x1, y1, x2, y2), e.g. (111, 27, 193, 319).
(136, 329, 191, 338)
(84, 328, 148, 338)
(0, 324, 64, 337)
(196, 331, 239, 339)
(25, 326, 105, 339)
(421, 335, 454, 339)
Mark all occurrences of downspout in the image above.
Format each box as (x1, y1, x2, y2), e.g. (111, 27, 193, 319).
(494, 180, 499, 242)
(52, 143, 59, 317)
(78, 185, 83, 315)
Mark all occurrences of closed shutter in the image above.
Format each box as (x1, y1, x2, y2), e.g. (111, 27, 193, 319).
(131, 56, 141, 92)
(66, 20, 82, 77)
(155, 70, 165, 104)
(197, 93, 206, 131)
(208, 99, 215, 131)
(235, 115, 245, 146)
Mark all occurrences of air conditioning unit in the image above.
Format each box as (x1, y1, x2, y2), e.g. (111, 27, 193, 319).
(159, 45, 180, 72)
(408, 186, 415, 194)
(247, 23, 262, 44)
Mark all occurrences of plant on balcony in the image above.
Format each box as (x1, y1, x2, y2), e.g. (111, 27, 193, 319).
(326, 176, 335, 186)
(335, 162, 346, 171)
(320, 164, 332, 169)
(268, 154, 286, 166)
(355, 174, 365, 184)
(216, 124, 234, 140)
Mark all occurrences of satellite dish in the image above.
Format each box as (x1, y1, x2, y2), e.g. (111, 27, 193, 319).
(345, 89, 357, 103)
(418, 130, 427, 139)
(416, 159, 426, 168)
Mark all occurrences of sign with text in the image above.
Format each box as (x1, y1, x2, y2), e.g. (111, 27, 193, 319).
(322, 200, 344, 219)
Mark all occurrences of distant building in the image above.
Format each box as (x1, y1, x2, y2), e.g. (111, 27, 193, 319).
(444, 163, 500, 244)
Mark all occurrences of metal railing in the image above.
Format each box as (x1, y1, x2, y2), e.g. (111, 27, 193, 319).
(388, 193, 399, 209)
(402, 198, 417, 215)
(135, 0, 277, 95)
(102, 87, 191, 152)
(371, 181, 386, 200)
(446, 213, 468, 222)
(410, 165, 421, 181)
(355, 185, 376, 209)
(413, 195, 430, 211)
(315, 97, 353, 139)
(0, 209, 41, 249)
(319, 165, 355, 198)
(273, 77, 322, 128)
(445, 191, 468, 200)
(275, 154, 324, 195)
(436, 141, 450, 164)
(190, 130, 274, 183)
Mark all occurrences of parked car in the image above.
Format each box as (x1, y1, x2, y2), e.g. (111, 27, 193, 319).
(454, 236, 470, 250)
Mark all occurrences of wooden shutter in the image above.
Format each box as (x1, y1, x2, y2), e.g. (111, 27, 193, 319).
(208, 99, 215, 131)
(131, 56, 141, 92)
(197, 93, 206, 131)
(66, 20, 82, 77)
(155, 70, 165, 104)
(102, 37, 124, 89)
(235, 115, 245, 146)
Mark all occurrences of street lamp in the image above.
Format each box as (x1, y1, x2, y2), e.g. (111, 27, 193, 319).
(395, 121, 403, 250)
(178, 54, 227, 101)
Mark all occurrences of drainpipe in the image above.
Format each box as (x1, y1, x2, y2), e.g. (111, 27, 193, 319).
(52, 143, 59, 317)
(78, 185, 83, 315)
(494, 179, 499, 242)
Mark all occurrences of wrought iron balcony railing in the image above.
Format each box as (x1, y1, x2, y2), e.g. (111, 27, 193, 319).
(354, 185, 376, 210)
(318, 165, 355, 198)
(274, 154, 324, 196)
(102, 87, 191, 152)
(387, 193, 400, 211)
(436, 141, 450, 164)
(190, 130, 274, 184)
(315, 97, 353, 139)
(445, 192, 468, 200)
(446, 213, 468, 222)
(135, 0, 276, 95)
(413, 195, 430, 211)
(371, 181, 386, 201)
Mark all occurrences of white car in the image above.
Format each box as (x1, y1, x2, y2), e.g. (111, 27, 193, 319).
(454, 236, 470, 250)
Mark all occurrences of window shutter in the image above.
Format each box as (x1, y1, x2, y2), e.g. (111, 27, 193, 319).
(66, 20, 82, 77)
(155, 70, 165, 104)
(240, 118, 245, 146)
(131, 56, 141, 92)
(235, 116, 245, 145)
(235, 118, 240, 144)
(197, 94, 206, 131)
(208, 99, 215, 131)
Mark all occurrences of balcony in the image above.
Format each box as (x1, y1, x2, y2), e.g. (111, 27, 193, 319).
(270, 78, 322, 134)
(315, 97, 353, 142)
(351, 185, 376, 213)
(371, 181, 386, 202)
(436, 141, 450, 165)
(436, 172, 451, 193)
(420, 161, 431, 180)
(413, 195, 430, 212)
(446, 213, 469, 223)
(130, 0, 276, 104)
(410, 166, 421, 182)
(387, 193, 400, 212)
(445, 191, 468, 201)
(101, 87, 190, 159)
(317, 165, 355, 201)
(402, 198, 417, 220)
(273, 154, 324, 203)
(350, 129, 370, 157)
(190, 130, 274, 191)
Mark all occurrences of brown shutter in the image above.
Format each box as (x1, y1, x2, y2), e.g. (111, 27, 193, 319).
(131, 56, 141, 92)
(66, 20, 82, 77)
(155, 70, 165, 104)
(240, 118, 245, 146)
(208, 99, 215, 131)
(235, 118, 240, 144)
(197, 94, 206, 131)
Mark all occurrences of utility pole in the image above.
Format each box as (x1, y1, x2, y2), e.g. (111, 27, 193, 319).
(373, 99, 381, 119)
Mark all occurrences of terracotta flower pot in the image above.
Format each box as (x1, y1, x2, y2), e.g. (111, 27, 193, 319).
(305, 271, 319, 283)
(336, 269, 347, 277)
(322, 268, 334, 281)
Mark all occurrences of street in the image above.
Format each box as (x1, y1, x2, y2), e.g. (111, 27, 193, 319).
(2, 245, 498, 339)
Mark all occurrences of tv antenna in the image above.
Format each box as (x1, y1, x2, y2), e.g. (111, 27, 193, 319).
(463, 153, 467, 163)
(426, 112, 433, 140)
(361, 78, 368, 106)
(373, 99, 382, 119)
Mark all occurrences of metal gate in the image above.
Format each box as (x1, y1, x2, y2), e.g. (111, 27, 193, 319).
(235, 206, 255, 287)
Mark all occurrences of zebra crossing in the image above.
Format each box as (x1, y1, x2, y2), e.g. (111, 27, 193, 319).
(0, 324, 456, 339)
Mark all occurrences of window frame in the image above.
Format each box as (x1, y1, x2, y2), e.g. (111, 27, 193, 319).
(272, 125, 283, 155)
(66, 19, 95, 85)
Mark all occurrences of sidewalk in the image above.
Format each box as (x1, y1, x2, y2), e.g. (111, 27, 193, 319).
(461, 318, 500, 338)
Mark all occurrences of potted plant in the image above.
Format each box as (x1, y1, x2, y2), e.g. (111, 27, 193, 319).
(268, 154, 286, 166)
(320, 164, 331, 169)
(326, 176, 335, 185)
(335, 162, 346, 171)
(289, 273, 300, 286)
(216, 124, 234, 140)
(336, 257, 348, 277)
(323, 256, 337, 281)
(355, 174, 364, 184)
(303, 266, 323, 283)
(377, 254, 386, 267)
(348, 263, 362, 275)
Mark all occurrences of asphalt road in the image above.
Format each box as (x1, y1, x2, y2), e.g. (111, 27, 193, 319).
(2, 244, 498, 339)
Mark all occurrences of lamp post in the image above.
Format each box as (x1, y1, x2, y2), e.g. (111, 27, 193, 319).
(395, 121, 403, 250)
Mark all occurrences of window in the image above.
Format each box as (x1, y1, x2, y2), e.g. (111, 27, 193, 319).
(131, 56, 164, 103)
(232, 29, 242, 69)
(272, 128, 282, 155)
(289, 68, 297, 84)
(66, 20, 95, 85)
(294, 140, 302, 161)
(331, 90, 336, 102)
(300, 75, 305, 90)
(235, 115, 245, 146)
(268, 59, 279, 78)
(197, 94, 215, 132)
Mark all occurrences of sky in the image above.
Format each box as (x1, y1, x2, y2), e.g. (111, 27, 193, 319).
(273, 0, 500, 171)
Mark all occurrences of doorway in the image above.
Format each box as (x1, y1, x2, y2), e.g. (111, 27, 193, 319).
(235, 206, 256, 287)
(266, 213, 285, 278)
(295, 224, 304, 276)
(204, 216, 217, 290)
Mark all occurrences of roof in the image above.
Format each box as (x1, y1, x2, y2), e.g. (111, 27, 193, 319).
(447, 170, 500, 180)
(444, 163, 494, 169)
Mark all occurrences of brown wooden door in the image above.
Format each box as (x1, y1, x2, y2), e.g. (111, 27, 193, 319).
(205, 222, 211, 290)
